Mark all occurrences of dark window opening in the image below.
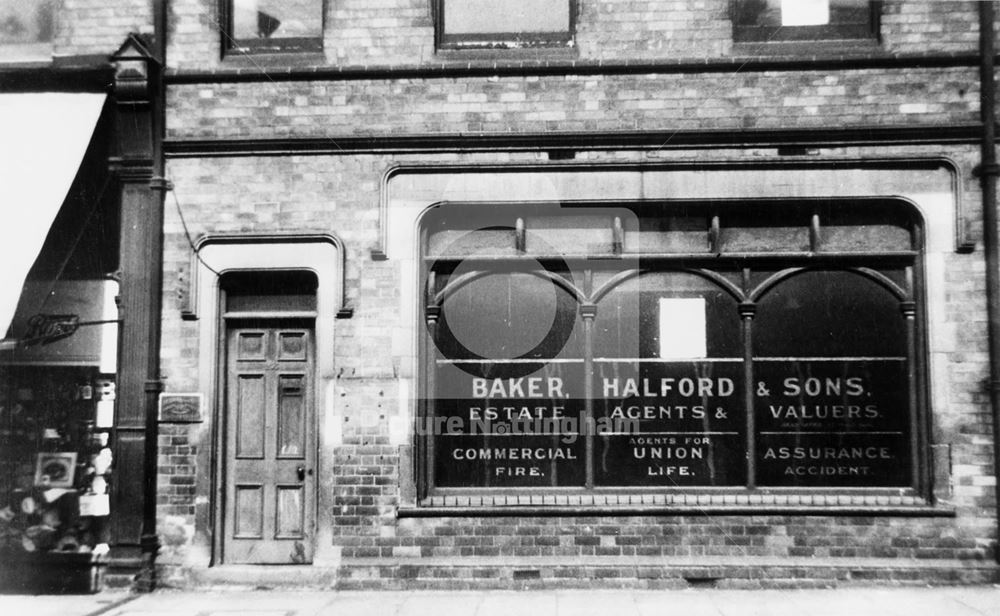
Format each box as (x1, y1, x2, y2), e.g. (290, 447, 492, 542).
(732, 0, 879, 44)
(222, 270, 318, 314)
(221, 0, 323, 56)
(436, 0, 575, 50)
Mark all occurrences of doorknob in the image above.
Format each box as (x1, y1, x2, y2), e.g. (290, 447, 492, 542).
(296, 465, 306, 481)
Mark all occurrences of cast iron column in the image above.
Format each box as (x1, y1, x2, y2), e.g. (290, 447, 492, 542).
(111, 35, 164, 586)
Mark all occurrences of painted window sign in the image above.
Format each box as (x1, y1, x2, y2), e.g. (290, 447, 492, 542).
(420, 200, 921, 494)
(593, 360, 746, 486)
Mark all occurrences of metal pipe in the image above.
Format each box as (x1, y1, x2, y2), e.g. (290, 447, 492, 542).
(137, 0, 169, 589)
(977, 0, 1000, 566)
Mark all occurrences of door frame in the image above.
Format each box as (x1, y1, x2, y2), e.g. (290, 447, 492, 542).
(190, 234, 344, 567)
(219, 315, 318, 564)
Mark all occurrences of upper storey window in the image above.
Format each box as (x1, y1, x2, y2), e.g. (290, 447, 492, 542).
(436, 0, 575, 50)
(0, 0, 54, 62)
(732, 0, 879, 43)
(223, 0, 323, 55)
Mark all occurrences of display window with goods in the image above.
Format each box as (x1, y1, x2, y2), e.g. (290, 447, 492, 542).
(0, 369, 113, 560)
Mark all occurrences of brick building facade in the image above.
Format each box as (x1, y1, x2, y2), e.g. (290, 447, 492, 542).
(2, 0, 1000, 590)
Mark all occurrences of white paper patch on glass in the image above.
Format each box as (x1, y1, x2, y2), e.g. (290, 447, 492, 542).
(781, 0, 829, 26)
(658, 298, 707, 359)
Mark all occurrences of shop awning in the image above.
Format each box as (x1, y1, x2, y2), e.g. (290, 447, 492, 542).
(0, 92, 107, 340)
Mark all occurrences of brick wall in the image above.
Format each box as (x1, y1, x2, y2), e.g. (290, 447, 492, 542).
(55, 0, 152, 56)
(882, 0, 979, 54)
(166, 67, 979, 141)
(166, 1, 982, 70)
(156, 425, 198, 519)
(328, 0, 433, 65)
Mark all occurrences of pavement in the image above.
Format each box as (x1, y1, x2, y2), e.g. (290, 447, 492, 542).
(0, 587, 999, 616)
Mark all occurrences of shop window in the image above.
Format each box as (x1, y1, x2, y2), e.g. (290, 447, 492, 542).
(0, 0, 54, 62)
(419, 199, 923, 501)
(753, 270, 911, 487)
(436, 0, 575, 50)
(222, 0, 323, 55)
(732, 0, 879, 44)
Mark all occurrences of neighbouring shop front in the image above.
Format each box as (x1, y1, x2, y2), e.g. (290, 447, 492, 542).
(0, 92, 121, 592)
(0, 33, 166, 592)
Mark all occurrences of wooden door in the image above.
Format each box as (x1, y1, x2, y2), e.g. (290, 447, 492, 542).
(223, 323, 315, 564)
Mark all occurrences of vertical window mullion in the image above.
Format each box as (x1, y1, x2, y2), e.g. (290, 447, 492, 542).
(902, 265, 921, 493)
(582, 307, 595, 490)
(903, 300, 920, 492)
(581, 267, 596, 491)
(422, 268, 440, 498)
(740, 298, 757, 490)
(911, 224, 932, 498)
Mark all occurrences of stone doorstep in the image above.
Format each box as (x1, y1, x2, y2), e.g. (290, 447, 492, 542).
(181, 565, 339, 589)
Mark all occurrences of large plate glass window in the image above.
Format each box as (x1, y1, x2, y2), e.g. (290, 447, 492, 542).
(732, 0, 879, 43)
(419, 199, 924, 501)
(436, 0, 575, 50)
(222, 0, 323, 55)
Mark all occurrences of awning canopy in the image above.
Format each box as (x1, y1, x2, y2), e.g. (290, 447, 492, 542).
(0, 92, 107, 338)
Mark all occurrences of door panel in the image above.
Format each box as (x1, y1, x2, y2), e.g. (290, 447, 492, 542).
(224, 324, 315, 564)
(277, 375, 306, 457)
(234, 485, 264, 537)
(236, 373, 265, 459)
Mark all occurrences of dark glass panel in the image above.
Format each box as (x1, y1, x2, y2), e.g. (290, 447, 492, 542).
(733, 0, 875, 42)
(223, 271, 317, 313)
(753, 270, 906, 358)
(435, 268, 582, 362)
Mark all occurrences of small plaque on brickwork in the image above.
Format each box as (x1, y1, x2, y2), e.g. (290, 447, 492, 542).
(158, 393, 203, 423)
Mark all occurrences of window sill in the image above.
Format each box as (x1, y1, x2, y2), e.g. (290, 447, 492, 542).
(400, 501, 953, 518)
(731, 39, 881, 58)
(434, 46, 578, 63)
(401, 490, 953, 517)
(220, 51, 327, 69)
